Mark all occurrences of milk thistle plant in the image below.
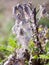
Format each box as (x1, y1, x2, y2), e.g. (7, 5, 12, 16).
(4, 3, 49, 65)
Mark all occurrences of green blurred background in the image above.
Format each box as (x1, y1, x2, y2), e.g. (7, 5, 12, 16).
(0, 0, 49, 65)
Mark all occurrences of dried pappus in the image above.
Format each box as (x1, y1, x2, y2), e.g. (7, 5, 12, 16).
(12, 5, 34, 48)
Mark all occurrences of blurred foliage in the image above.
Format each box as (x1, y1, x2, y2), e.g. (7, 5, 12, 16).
(39, 17, 49, 28)
(0, 13, 49, 65)
(39, 54, 49, 59)
(46, 63, 49, 65)
(28, 39, 35, 50)
(46, 41, 49, 53)
(0, 13, 4, 20)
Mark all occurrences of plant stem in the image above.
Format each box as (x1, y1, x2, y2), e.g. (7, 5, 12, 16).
(33, 8, 43, 53)
(33, 8, 43, 65)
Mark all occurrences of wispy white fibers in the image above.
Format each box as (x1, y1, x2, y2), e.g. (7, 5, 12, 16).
(12, 3, 34, 49)
(12, 3, 48, 50)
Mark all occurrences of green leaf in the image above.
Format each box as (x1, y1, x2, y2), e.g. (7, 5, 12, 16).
(33, 55, 38, 59)
(28, 39, 35, 50)
(8, 37, 16, 47)
(7, 46, 14, 52)
(40, 54, 49, 59)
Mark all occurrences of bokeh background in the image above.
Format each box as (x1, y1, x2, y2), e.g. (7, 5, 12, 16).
(0, 0, 49, 64)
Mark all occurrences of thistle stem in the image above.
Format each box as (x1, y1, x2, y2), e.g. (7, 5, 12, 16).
(33, 8, 43, 65)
